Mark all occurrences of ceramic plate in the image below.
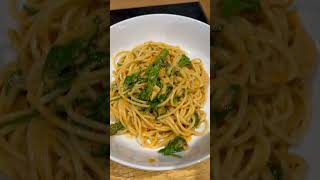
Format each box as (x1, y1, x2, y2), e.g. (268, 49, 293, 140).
(110, 14, 210, 171)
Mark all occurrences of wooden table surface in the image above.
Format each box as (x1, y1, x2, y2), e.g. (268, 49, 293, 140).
(110, 160, 210, 180)
(109, 1, 210, 179)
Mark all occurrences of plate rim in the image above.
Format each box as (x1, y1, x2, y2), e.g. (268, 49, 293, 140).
(110, 13, 210, 29)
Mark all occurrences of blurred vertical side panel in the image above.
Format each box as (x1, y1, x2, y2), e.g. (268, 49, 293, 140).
(211, 0, 216, 179)
(105, 0, 110, 179)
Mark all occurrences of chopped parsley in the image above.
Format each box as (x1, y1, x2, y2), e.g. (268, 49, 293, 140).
(178, 55, 192, 67)
(159, 136, 187, 158)
(110, 121, 125, 135)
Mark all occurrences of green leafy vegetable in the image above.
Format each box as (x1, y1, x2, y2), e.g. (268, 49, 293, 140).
(45, 39, 88, 74)
(148, 95, 164, 108)
(23, 4, 39, 16)
(137, 77, 146, 83)
(44, 15, 101, 71)
(139, 66, 159, 100)
(159, 136, 187, 158)
(178, 55, 191, 67)
(124, 72, 140, 89)
(139, 49, 169, 100)
(194, 112, 200, 127)
(147, 84, 173, 117)
(268, 162, 282, 180)
(110, 121, 125, 135)
(155, 48, 169, 67)
(173, 96, 178, 105)
(44, 39, 89, 91)
(44, 15, 105, 91)
(172, 94, 183, 106)
(156, 79, 162, 88)
(45, 44, 73, 72)
(221, 0, 261, 17)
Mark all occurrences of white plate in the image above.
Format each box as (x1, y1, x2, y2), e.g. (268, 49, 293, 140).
(0, 0, 318, 178)
(110, 14, 210, 171)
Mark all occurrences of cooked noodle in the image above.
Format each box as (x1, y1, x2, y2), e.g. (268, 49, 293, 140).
(213, 0, 317, 179)
(110, 42, 209, 149)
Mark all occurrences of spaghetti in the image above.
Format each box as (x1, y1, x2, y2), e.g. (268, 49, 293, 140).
(0, 0, 108, 180)
(213, 0, 317, 179)
(110, 42, 209, 154)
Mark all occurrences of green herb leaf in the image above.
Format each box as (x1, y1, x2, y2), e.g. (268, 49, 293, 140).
(148, 84, 172, 108)
(124, 72, 139, 89)
(194, 112, 200, 127)
(45, 45, 73, 72)
(44, 38, 93, 92)
(221, 0, 261, 17)
(45, 39, 87, 74)
(139, 66, 159, 100)
(155, 48, 169, 67)
(110, 121, 125, 136)
(139, 49, 169, 100)
(23, 4, 39, 16)
(159, 136, 187, 157)
(148, 94, 164, 117)
(173, 96, 178, 105)
(178, 55, 192, 67)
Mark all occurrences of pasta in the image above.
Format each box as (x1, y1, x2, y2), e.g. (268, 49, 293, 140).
(212, 0, 317, 179)
(0, 0, 108, 179)
(110, 42, 209, 155)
